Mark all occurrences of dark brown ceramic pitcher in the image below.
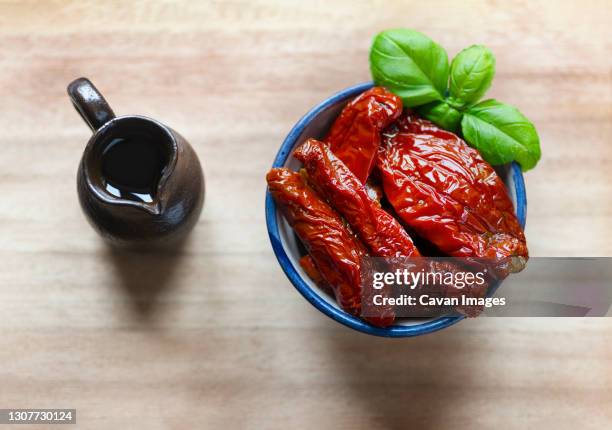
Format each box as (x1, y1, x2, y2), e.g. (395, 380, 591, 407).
(68, 77, 205, 248)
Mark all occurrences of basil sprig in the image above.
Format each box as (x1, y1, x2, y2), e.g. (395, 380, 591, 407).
(449, 45, 496, 108)
(417, 100, 462, 132)
(369, 29, 541, 171)
(369, 28, 448, 106)
(462, 100, 541, 170)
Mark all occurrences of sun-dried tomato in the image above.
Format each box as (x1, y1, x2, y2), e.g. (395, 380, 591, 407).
(377, 112, 528, 276)
(267, 168, 394, 326)
(325, 87, 402, 183)
(299, 255, 333, 294)
(294, 138, 420, 258)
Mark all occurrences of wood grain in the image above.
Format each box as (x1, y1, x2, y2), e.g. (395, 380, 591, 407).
(0, 1, 610, 428)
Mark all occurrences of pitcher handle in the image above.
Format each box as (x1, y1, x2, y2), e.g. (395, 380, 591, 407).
(67, 77, 116, 132)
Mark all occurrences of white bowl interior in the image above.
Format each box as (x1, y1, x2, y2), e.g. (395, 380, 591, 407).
(277, 100, 517, 327)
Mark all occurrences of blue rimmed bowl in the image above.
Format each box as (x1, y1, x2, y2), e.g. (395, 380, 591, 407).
(265, 82, 527, 337)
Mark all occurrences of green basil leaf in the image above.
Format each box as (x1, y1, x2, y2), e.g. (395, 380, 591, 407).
(417, 100, 463, 132)
(369, 28, 449, 107)
(461, 99, 541, 170)
(449, 45, 495, 108)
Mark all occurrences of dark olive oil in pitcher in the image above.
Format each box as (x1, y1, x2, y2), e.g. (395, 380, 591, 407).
(101, 134, 169, 203)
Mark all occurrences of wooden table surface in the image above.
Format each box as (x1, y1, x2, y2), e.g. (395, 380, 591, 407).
(0, 1, 610, 428)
